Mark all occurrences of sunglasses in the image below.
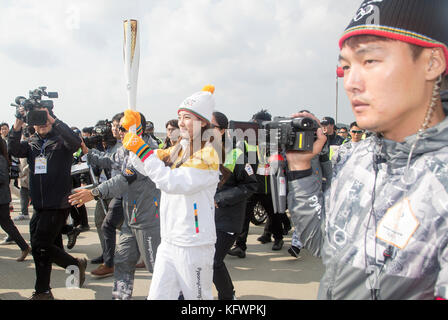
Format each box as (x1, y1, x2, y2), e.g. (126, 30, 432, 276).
(351, 130, 364, 134)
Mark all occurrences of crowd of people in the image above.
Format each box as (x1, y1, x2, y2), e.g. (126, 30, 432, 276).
(1, 0, 448, 301)
(0, 84, 368, 300)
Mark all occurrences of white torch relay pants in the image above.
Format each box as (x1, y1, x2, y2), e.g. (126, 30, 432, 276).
(148, 240, 215, 300)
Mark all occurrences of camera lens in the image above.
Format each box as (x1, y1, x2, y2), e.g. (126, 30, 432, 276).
(292, 117, 315, 130)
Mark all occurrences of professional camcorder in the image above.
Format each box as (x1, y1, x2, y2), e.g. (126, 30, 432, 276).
(228, 116, 318, 152)
(228, 116, 318, 214)
(11, 87, 58, 126)
(264, 117, 318, 152)
(83, 120, 116, 149)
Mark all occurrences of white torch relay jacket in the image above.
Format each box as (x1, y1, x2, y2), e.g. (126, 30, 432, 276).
(130, 141, 220, 247)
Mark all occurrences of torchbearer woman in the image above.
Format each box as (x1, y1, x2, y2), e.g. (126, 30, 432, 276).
(121, 85, 221, 300)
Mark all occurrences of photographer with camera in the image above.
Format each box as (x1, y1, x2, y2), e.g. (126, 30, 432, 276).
(286, 0, 448, 300)
(8, 88, 87, 300)
(84, 120, 117, 183)
(228, 110, 291, 258)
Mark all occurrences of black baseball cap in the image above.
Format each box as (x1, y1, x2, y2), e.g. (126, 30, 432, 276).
(321, 117, 335, 126)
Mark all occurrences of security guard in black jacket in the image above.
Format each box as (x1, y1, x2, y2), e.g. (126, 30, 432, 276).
(8, 107, 87, 300)
(211, 112, 258, 300)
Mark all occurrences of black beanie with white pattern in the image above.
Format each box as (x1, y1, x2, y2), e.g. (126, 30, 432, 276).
(339, 0, 448, 74)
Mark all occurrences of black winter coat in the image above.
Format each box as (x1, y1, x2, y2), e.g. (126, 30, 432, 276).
(0, 154, 11, 205)
(8, 120, 81, 210)
(214, 150, 258, 234)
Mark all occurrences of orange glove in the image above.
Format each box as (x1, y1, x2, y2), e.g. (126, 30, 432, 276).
(122, 132, 153, 161)
(122, 109, 143, 136)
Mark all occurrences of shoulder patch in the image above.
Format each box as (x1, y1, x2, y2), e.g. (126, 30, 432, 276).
(245, 163, 254, 176)
(122, 167, 137, 184)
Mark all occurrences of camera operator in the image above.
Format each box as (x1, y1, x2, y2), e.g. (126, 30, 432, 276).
(8, 105, 87, 300)
(228, 109, 291, 258)
(286, 0, 448, 300)
(85, 120, 115, 183)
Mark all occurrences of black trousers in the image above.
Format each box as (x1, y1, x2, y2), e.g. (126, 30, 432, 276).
(213, 230, 238, 300)
(70, 204, 89, 227)
(20, 187, 30, 216)
(263, 213, 289, 240)
(102, 197, 124, 268)
(235, 193, 283, 250)
(0, 203, 28, 251)
(30, 208, 79, 293)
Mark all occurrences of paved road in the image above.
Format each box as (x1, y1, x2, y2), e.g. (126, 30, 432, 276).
(0, 198, 324, 300)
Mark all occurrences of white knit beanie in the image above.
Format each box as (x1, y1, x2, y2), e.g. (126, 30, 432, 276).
(177, 85, 215, 123)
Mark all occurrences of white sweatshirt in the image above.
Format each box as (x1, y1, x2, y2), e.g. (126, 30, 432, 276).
(131, 142, 220, 247)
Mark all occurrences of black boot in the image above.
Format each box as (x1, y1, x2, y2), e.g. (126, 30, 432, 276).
(67, 228, 81, 250)
(272, 239, 284, 251)
(257, 233, 272, 244)
(228, 246, 246, 258)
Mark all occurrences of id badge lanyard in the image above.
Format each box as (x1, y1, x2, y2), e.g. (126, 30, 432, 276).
(35, 139, 48, 175)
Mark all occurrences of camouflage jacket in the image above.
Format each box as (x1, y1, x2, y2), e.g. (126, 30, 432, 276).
(288, 102, 448, 300)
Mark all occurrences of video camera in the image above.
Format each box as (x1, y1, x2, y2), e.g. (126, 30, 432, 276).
(228, 116, 318, 152)
(228, 116, 318, 214)
(264, 117, 318, 152)
(83, 120, 116, 149)
(11, 87, 58, 126)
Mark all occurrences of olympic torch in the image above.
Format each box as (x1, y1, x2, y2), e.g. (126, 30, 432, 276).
(123, 19, 140, 133)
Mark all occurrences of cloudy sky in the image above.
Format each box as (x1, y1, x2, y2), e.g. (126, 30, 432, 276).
(0, 0, 361, 132)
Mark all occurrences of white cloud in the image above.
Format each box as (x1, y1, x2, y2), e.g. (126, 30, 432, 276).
(0, 0, 360, 132)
